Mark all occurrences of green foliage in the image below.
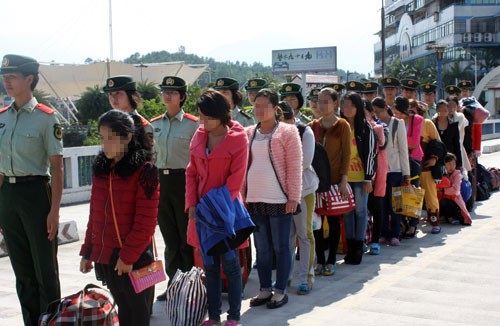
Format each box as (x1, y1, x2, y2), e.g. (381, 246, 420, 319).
(33, 89, 52, 106)
(302, 107, 313, 117)
(137, 99, 164, 120)
(76, 85, 112, 123)
(183, 84, 204, 115)
(83, 120, 100, 146)
(137, 80, 160, 101)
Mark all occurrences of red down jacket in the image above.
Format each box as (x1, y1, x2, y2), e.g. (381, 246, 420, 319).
(80, 162, 160, 265)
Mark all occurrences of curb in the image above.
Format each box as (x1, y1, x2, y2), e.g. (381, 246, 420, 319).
(0, 220, 79, 258)
(482, 143, 500, 154)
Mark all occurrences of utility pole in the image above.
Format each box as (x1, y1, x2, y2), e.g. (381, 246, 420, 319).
(381, 0, 386, 78)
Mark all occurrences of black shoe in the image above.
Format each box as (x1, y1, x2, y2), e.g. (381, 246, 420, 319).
(250, 294, 272, 307)
(266, 294, 288, 309)
(156, 290, 167, 301)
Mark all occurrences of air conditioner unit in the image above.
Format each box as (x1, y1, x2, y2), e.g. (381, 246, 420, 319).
(484, 32, 493, 42)
(474, 33, 482, 42)
(434, 11, 440, 22)
(463, 33, 472, 42)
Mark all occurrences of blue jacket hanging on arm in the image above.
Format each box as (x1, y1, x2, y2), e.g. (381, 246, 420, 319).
(195, 185, 255, 263)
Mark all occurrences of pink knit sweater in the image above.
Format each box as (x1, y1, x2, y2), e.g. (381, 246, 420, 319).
(242, 122, 303, 203)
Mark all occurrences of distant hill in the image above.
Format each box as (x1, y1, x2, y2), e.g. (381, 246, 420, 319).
(123, 50, 279, 87)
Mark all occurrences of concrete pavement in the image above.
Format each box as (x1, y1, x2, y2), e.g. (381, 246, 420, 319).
(1, 152, 500, 325)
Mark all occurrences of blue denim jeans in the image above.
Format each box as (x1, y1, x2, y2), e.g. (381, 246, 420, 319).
(382, 172, 403, 239)
(344, 182, 369, 241)
(252, 213, 292, 294)
(202, 250, 242, 322)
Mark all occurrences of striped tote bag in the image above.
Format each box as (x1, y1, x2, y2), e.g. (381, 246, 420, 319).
(165, 267, 207, 326)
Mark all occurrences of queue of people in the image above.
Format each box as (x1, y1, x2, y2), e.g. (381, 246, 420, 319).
(0, 53, 485, 326)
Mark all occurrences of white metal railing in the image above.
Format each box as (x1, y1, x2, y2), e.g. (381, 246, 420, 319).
(62, 146, 100, 205)
(62, 122, 500, 205)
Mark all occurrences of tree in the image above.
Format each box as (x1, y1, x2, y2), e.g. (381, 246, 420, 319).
(178, 46, 185, 53)
(84, 58, 93, 64)
(137, 99, 164, 121)
(33, 89, 52, 106)
(137, 80, 160, 101)
(76, 85, 112, 123)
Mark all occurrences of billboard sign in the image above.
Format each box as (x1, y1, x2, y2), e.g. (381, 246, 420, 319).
(272, 46, 337, 75)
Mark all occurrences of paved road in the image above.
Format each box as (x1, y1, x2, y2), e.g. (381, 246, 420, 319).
(1, 152, 500, 325)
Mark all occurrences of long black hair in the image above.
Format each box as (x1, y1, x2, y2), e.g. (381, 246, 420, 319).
(341, 92, 369, 139)
(93, 110, 154, 177)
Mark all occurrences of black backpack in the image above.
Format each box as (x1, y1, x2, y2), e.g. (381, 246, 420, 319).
(297, 123, 331, 193)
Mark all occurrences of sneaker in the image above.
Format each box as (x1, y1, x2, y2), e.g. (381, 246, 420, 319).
(201, 321, 221, 326)
(224, 320, 241, 326)
(389, 238, 400, 246)
(431, 226, 441, 234)
(379, 236, 387, 245)
(322, 263, 336, 276)
(369, 243, 381, 255)
(314, 264, 323, 276)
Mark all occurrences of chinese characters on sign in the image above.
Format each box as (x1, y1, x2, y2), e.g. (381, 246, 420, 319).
(272, 46, 337, 75)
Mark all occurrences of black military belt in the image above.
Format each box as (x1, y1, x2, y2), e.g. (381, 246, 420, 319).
(4, 175, 49, 184)
(159, 168, 185, 175)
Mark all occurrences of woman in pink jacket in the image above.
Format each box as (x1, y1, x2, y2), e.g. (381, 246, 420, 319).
(438, 153, 472, 226)
(245, 88, 303, 310)
(185, 89, 249, 326)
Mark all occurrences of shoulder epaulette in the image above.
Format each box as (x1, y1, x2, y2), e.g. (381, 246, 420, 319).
(150, 114, 164, 122)
(35, 103, 56, 114)
(240, 110, 252, 119)
(0, 106, 9, 114)
(138, 115, 150, 126)
(184, 113, 199, 122)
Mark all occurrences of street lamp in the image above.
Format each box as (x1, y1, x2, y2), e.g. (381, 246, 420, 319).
(134, 63, 148, 82)
(462, 49, 478, 88)
(426, 43, 447, 100)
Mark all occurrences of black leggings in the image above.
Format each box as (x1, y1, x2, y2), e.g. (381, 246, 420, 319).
(314, 215, 340, 265)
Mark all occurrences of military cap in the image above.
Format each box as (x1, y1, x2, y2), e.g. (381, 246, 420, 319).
(278, 83, 302, 96)
(307, 87, 320, 100)
(0, 54, 39, 74)
(421, 83, 437, 94)
(245, 78, 267, 91)
(103, 75, 136, 93)
(400, 79, 420, 90)
(322, 83, 345, 93)
(445, 85, 461, 95)
(159, 76, 187, 91)
(458, 80, 474, 90)
(363, 81, 379, 94)
(380, 77, 400, 88)
(214, 77, 239, 90)
(344, 81, 366, 93)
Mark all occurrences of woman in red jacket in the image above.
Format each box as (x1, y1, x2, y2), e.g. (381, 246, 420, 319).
(185, 89, 249, 326)
(79, 110, 159, 326)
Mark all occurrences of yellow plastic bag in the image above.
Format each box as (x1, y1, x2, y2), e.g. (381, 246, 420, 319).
(392, 185, 425, 219)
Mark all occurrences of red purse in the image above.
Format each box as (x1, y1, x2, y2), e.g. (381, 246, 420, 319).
(315, 183, 355, 216)
(109, 175, 166, 294)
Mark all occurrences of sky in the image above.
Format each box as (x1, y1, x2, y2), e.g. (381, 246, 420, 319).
(1, 0, 382, 76)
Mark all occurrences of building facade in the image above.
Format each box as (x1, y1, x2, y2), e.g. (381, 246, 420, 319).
(374, 0, 500, 79)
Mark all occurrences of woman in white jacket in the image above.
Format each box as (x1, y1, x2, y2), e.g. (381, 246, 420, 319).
(280, 101, 319, 295)
(372, 97, 410, 244)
